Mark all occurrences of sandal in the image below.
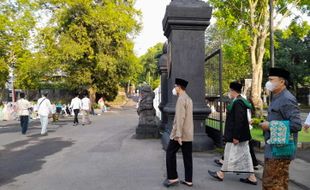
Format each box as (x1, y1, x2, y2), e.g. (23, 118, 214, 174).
(163, 179, 179, 187)
(208, 170, 223, 181)
(180, 180, 193, 187)
(240, 178, 257, 185)
(214, 159, 223, 166)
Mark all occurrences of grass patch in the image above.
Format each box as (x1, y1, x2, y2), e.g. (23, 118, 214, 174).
(298, 130, 310, 142)
(206, 118, 310, 143)
(251, 128, 265, 142)
(205, 119, 223, 130)
(251, 127, 310, 143)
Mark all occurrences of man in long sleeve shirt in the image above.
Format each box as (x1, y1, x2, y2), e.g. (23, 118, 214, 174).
(163, 78, 193, 187)
(70, 93, 82, 126)
(16, 93, 31, 134)
(260, 68, 302, 190)
(37, 93, 52, 135)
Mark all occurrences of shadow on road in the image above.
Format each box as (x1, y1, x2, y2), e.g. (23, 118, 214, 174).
(0, 119, 73, 134)
(0, 137, 74, 186)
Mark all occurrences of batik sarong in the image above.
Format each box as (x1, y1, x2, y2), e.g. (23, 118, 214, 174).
(262, 159, 291, 190)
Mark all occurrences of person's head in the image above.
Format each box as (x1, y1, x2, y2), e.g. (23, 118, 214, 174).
(20, 93, 25, 99)
(42, 93, 48, 97)
(265, 68, 290, 94)
(172, 78, 188, 96)
(75, 92, 79, 97)
(83, 91, 88, 98)
(229, 81, 242, 99)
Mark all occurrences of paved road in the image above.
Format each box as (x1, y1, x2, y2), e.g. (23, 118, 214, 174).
(0, 103, 305, 190)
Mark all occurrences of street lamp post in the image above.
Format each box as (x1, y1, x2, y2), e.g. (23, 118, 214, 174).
(270, 0, 275, 68)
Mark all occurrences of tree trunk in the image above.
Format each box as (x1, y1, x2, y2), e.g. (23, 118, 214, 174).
(249, 0, 269, 117)
(88, 86, 96, 106)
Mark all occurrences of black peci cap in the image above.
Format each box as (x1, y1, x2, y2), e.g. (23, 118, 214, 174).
(175, 78, 188, 88)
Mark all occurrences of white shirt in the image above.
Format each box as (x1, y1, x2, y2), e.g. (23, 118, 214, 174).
(305, 113, 310, 125)
(37, 97, 52, 116)
(16, 98, 31, 116)
(70, 97, 81, 110)
(81, 97, 91, 110)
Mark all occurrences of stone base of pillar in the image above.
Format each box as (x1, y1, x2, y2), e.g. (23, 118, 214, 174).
(135, 125, 160, 139)
(161, 132, 215, 151)
(193, 133, 215, 151)
(161, 131, 170, 150)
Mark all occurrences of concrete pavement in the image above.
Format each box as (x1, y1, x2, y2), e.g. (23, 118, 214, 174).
(0, 102, 308, 190)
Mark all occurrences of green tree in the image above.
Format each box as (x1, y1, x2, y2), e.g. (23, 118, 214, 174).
(138, 43, 163, 89)
(38, 0, 141, 101)
(209, 0, 309, 112)
(0, 0, 37, 89)
(268, 23, 310, 95)
(205, 25, 251, 94)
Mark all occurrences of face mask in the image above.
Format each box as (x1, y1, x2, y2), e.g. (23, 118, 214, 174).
(172, 88, 177, 96)
(265, 81, 277, 92)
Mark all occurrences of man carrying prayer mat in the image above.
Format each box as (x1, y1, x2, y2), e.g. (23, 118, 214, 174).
(260, 68, 302, 190)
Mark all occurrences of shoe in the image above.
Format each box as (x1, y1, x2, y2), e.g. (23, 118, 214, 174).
(163, 179, 179, 187)
(214, 159, 223, 166)
(240, 178, 257, 185)
(180, 180, 193, 187)
(41, 132, 48, 136)
(208, 170, 223, 181)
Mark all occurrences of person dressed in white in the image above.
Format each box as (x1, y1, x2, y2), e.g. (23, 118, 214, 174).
(37, 93, 52, 135)
(81, 93, 91, 126)
(304, 113, 310, 133)
(70, 93, 82, 126)
(16, 93, 31, 135)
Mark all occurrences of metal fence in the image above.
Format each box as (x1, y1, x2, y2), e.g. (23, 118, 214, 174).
(204, 49, 226, 146)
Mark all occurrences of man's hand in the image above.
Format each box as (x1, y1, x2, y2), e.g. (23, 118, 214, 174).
(260, 121, 270, 131)
(233, 138, 239, 145)
(175, 137, 182, 146)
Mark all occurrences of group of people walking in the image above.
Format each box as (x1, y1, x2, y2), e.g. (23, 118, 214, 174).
(15, 92, 93, 136)
(163, 67, 304, 190)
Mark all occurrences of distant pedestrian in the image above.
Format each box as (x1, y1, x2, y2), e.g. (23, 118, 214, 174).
(51, 103, 57, 122)
(16, 93, 31, 135)
(55, 102, 62, 120)
(303, 113, 310, 133)
(208, 81, 257, 185)
(0, 102, 4, 121)
(260, 68, 302, 190)
(163, 78, 193, 187)
(81, 93, 91, 125)
(37, 93, 52, 136)
(98, 97, 106, 112)
(70, 93, 82, 126)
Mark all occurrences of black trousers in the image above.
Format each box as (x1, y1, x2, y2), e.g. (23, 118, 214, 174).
(73, 109, 79, 124)
(249, 139, 258, 166)
(20, 116, 29, 134)
(166, 140, 193, 182)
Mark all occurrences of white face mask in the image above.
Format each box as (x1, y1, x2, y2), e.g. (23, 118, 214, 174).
(265, 81, 277, 92)
(172, 88, 177, 96)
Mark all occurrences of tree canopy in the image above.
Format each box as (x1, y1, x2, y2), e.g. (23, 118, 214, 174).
(0, 0, 141, 101)
(208, 0, 309, 111)
(137, 43, 163, 89)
